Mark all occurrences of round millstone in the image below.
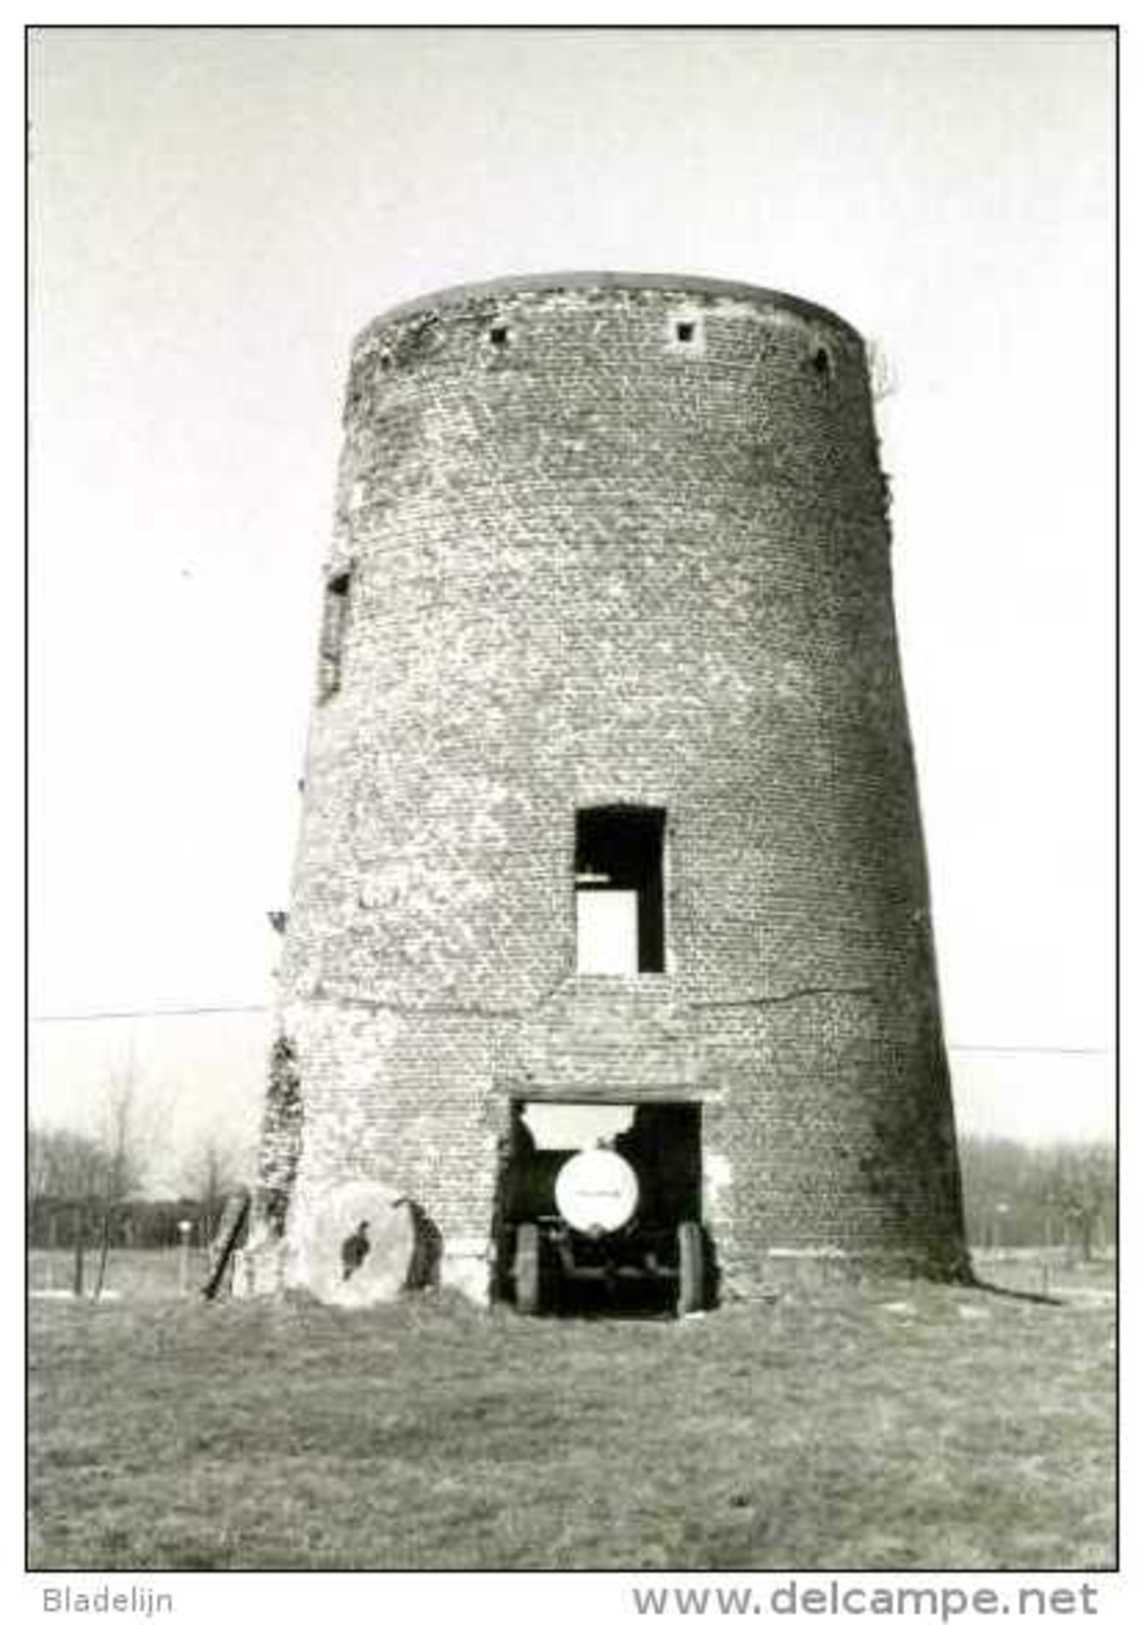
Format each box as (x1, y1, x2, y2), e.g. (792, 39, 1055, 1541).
(292, 1180, 417, 1306)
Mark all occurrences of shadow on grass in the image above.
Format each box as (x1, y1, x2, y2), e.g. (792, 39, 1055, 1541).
(545, 1276, 680, 1320)
(968, 1273, 1064, 1307)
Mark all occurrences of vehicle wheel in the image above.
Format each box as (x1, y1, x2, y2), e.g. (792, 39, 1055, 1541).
(677, 1221, 704, 1315)
(513, 1223, 542, 1315)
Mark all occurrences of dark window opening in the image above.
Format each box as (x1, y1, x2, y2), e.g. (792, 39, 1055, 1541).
(489, 323, 510, 347)
(318, 568, 352, 701)
(575, 805, 666, 974)
(675, 321, 695, 344)
(812, 345, 833, 378)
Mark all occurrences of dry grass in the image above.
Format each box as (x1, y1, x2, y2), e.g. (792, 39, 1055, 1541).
(27, 1250, 1115, 1572)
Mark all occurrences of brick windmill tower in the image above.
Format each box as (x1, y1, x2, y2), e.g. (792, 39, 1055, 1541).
(248, 273, 969, 1307)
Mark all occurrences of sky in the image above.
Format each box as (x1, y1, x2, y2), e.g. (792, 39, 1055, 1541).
(27, 27, 1116, 1187)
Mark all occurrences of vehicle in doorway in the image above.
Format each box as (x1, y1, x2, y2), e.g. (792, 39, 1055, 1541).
(501, 1103, 708, 1316)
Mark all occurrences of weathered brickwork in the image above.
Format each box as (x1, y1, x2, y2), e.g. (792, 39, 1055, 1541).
(259, 272, 969, 1301)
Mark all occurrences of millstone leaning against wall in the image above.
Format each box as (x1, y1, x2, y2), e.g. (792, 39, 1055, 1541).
(241, 272, 970, 1307)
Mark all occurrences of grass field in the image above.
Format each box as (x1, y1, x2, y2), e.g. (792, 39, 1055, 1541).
(27, 1250, 1115, 1572)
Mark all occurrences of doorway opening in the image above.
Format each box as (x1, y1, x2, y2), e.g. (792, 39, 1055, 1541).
(493, 1099, 710, 1315)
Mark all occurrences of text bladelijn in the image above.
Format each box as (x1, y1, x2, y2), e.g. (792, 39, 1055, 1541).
(42, 1588, 173, 1616)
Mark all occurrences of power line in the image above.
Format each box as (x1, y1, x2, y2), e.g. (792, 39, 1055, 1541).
(29, 1003, 272, 1023)
(25, 1004, 1111, 1057)
(950, 1043, 1109, 1057)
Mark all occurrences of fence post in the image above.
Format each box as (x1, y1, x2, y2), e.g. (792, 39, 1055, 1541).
(72, 1203, 85, 1298)
(178, 1219, 193, 1295)
(93, 1206, 112, 1301)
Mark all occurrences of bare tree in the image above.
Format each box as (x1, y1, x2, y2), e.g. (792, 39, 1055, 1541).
(958, 1135, 1115, 1253)
(27, 1126, 108, 1205)
(1043, 1143, 1115, 1262)
(180, 1131, 243, 1246)
(90, 1068, 129, 1296)
(28, 1126, 108, 1277)
(96, 1066, 139, 1204)
(89, 1057, 163, 1297)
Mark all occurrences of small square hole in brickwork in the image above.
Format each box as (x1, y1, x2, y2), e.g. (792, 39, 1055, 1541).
(668, 312, 704, 354)
(489, 324, 510, 348)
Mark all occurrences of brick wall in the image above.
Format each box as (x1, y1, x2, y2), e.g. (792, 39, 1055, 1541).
(261, 274, 969, 1300)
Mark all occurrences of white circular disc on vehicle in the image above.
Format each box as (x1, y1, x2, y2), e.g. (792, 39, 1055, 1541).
(555, 1149, 639, 1233)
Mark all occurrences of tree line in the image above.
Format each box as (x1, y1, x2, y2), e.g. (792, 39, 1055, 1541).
(958, 1136, 1115, 1256)
(28, 1063, 246, 1264)
(28, 1103, 1114, 1261)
